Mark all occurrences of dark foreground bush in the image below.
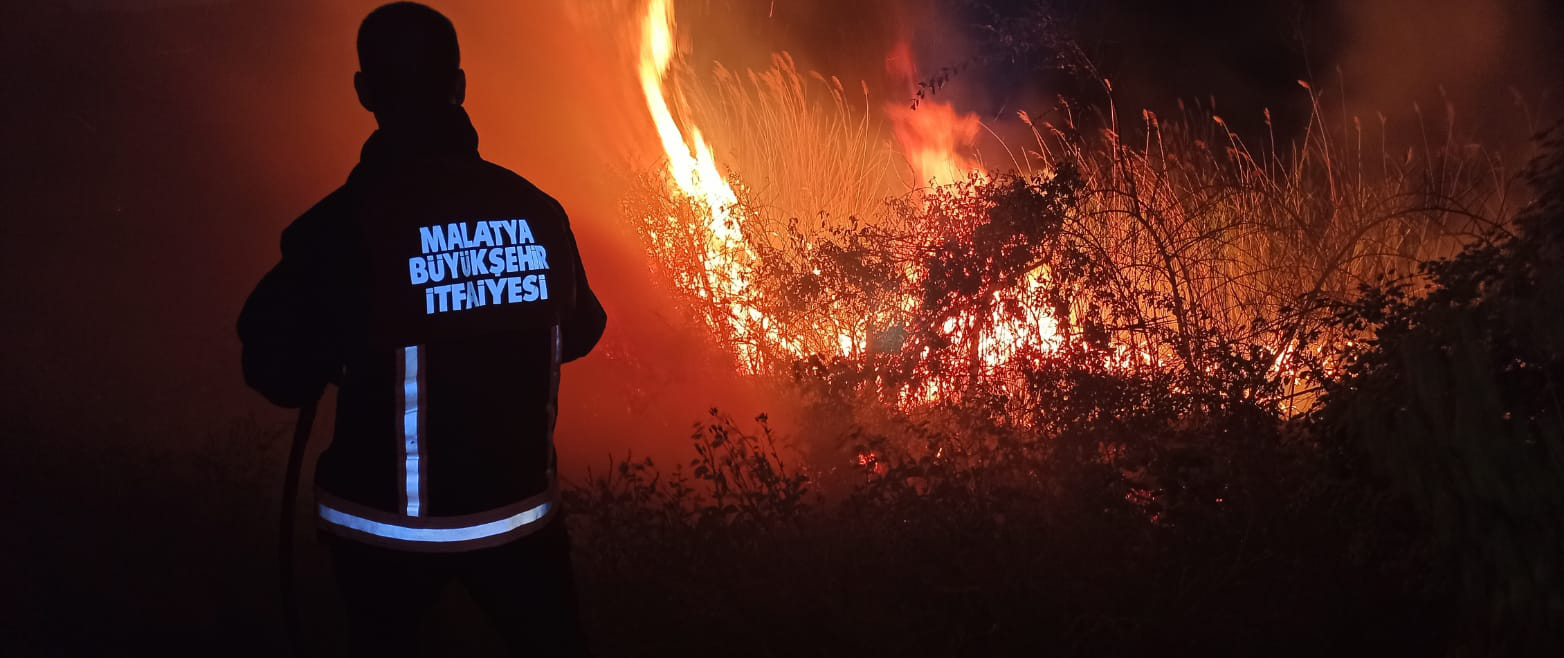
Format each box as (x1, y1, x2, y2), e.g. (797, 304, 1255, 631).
(566, 396, 1438, 658)
(1315, 127, 1564, 655)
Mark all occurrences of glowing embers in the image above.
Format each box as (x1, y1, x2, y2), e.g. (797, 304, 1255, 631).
(629, 0, 1027, 380)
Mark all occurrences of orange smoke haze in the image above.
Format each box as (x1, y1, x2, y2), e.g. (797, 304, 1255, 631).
(883, 40, 983, 187)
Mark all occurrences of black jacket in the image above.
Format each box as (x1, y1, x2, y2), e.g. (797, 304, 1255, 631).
(238, 107, 605, 551)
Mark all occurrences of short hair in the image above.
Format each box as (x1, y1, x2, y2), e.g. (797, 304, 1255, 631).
(356, 2, 460, 102)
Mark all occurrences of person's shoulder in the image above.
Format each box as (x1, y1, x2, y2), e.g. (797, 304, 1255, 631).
(279, 183, 355, 256)
(475, 159, 569, 218)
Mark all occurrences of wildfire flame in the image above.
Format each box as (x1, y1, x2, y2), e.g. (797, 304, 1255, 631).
(638, 0, 737, 231)
(634, 0, 1068, 395)
(623, 0, 1478, 423)
(883, 40, 984, 187)
(637, 0, 779, 369)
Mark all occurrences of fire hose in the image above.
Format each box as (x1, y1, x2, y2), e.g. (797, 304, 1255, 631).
(280, 402, 318, 657)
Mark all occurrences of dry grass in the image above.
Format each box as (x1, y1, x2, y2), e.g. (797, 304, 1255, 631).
(628, 59, 1525, 416)
(676, 52, 904, 227)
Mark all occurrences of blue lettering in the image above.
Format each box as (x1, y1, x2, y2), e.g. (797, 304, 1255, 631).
(419, 226, 448, 254)
(495, 220, 517, 245)
(538, 273, 548, 300)
(515, 220, 535, 244)
(472, 221, 493, 247)
(524, 245, 549, 271)
(483, 278, 505, 303)
(428, 257, 447, 283)
(505, 246, 521, 274)
(487, 248, 505, 274)
(408, 257, 429, 284)
(506, 276, 523, 303)
(521, 274, 540, 302)
(433, 285, 451, 313)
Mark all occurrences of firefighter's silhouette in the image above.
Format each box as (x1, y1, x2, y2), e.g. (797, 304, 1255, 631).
(238, 3, 605, 655)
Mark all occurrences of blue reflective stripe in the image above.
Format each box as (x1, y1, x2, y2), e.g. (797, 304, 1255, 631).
(317, 501, 553, 544)
(402, 346, 423, 517)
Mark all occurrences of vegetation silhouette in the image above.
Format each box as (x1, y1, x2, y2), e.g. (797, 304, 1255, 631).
(581, 70, 1560, 652)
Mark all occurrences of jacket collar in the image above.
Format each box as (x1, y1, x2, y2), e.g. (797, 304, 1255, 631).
(358, 106, 480, 165)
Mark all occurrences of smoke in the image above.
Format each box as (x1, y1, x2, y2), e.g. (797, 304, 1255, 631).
(1333, 0, 1561, 152)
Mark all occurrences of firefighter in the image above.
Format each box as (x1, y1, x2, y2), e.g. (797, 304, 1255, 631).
(238, 3, 604, 656)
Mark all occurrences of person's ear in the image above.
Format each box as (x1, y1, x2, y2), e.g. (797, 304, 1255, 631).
(354, 72, 377, 113)
(450, 69, 466, 106)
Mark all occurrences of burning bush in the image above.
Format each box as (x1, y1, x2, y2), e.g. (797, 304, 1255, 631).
(627, 32, 1514, 414)
(572, 125, 1562, 655)
(572, 3, 1552, 654)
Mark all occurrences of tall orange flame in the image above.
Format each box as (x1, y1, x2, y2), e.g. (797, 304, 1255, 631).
(883, 40, 983, 187)
(637, 0, 769, 368)
(639, 0, 843, 373)
(633, 2, 1068, 396)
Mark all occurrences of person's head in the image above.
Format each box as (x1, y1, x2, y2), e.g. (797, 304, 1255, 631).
(355, 2, 464, 124)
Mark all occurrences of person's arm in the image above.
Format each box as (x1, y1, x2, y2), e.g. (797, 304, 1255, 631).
(552, 202, 605, 362)
(237, 203, 344, 408)
(561, 248, 607, 363)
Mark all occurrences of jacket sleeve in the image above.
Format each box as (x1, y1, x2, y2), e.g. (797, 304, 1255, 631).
(562, 249, 607, 363)
(556, 203, 606, 363)
(237, 203, 345, 408)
